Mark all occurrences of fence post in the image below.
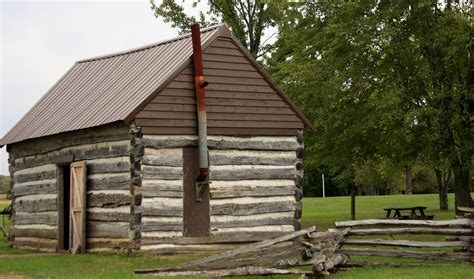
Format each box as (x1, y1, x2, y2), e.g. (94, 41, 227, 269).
(351, 185, 356, 220)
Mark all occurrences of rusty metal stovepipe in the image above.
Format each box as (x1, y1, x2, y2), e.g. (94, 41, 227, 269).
(191, 24, 209, 189)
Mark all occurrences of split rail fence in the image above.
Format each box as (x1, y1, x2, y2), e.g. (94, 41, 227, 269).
(336, 218, 473, 264)
(135, 218, 473, 277)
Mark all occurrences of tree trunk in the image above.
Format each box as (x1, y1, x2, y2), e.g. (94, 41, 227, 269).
(405, 165, 413, 195)
(435, 169, 448, 210)
(451, 158, 472, 216)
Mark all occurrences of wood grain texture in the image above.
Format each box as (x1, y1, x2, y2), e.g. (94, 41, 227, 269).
(141, 135, 299, 151)
(87, 192, 131, 208)
(14, 196, 57, 212)
(183, 147, 210, 237)
(13, 237, 58, 251)
(87, 222, 130, 238)
(134, 38, 305, 136)
(13, 181, 57, 197)
(210, 200, 296, 216)
(14, 225, 58, 239)
(87, 173, 130, 190)
(14, 212, 58, 225)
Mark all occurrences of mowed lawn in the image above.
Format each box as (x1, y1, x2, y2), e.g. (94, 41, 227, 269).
(0, 194, 472, 278)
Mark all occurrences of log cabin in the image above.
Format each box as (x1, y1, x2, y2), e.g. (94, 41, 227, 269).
(0, 24, 314, 253)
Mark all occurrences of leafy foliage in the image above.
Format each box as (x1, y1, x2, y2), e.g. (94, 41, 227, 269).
(267, 1, 472, 203)
(0, 176, 10, 195)
(150, 0, 286, 58)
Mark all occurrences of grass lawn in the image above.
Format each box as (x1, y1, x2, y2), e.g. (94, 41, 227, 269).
(0, 194, 472, 278)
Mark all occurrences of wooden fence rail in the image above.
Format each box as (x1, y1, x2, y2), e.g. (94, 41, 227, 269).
(336, 218, 473, 264)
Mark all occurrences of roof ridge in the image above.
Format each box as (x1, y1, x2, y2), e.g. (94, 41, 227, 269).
(77, 24, 224, 63)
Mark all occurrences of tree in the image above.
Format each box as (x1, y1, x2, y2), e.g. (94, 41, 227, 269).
(267, 1, 472, 209)
(150, 0, 286, 58)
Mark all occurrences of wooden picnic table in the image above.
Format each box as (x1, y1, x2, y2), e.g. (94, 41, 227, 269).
(383, 206, 433, 220)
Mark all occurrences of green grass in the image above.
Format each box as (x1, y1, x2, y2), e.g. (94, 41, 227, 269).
(0, 194, 473, 278)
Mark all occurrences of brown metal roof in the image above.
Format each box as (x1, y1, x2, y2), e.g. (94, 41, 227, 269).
(0, 25, 221, 145)
(1, 24, 314, 146)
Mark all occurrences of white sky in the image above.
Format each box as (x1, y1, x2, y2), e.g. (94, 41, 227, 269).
(0, 0, 206, 175)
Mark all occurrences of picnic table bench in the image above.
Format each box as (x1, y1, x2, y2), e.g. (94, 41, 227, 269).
(384, 206, 434, 220)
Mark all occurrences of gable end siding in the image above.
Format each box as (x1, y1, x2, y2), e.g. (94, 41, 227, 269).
(134, 37, 304, 136)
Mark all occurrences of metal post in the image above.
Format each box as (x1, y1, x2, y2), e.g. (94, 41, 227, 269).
(191, 23, 209, 183)
(322, 174, 325, 198)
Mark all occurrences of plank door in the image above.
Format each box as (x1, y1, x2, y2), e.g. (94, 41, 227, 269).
(183, 148, 210, 237)
(70, 161, 87, 253)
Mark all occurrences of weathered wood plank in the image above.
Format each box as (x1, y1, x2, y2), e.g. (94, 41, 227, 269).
(209, 150, 296, 166)
(13, 142, 129, 172)
(14, 226, 58, 239)
(12, 237, 57, 250)
(210, 185, 295, 199)
(141, 224, 183, 232)
(13, 171, 56, 184)
(13, 182, 56, 197)
(211, 216, 294, 228)
(86, 238, 132, 249)
(135, 267, 309, 277)
(338, 248, 472, 261)
(142, 190, 183, 198)
(142, 166, 183, 180)
(211, 200, 296, 216)
(87, 161, 130, 174)
(87, 174, 130, 190)
(141, 181, 182, 192)
(141, 135, 299, 151)
(210, 165, 296, 180)
(87, 210, 130, 222)
(140, 231, 284, 245)
(69, 143, 130, 161)
(87, 222, 130, 238)
(14, 212, 58, 226)
(142, 154, 182, 167)
(141, 243, 242, 253)
(142, 207, 183, 217)
(87, 192, 131, 208)
(183, 226, 316, 267)
(342, 239, 470, 248)
(335, 218, 473, 228)
(14, 196, 57, 212)
(348, 227, 474, 236)
(9, 123, 129, 158)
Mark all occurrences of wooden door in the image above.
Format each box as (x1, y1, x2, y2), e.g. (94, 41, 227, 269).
(183, 148, 210, 237)
(70, 161, 87, 253)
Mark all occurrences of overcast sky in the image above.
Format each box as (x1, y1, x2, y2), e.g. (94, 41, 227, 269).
(0, 0, 205, 175)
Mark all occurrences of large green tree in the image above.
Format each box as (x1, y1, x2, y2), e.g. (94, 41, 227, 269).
(150, 0, 286, 58)
(268, 1, 472, 209)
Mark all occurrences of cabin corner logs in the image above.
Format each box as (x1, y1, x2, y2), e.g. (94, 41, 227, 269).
(7, 121, 304, 253)
(8, 123, 133, 253)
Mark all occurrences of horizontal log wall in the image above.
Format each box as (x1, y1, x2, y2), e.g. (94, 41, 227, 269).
(8, 123, 133, 252)
(139, 146, 184, 251)
(137, 133, 303, 251)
